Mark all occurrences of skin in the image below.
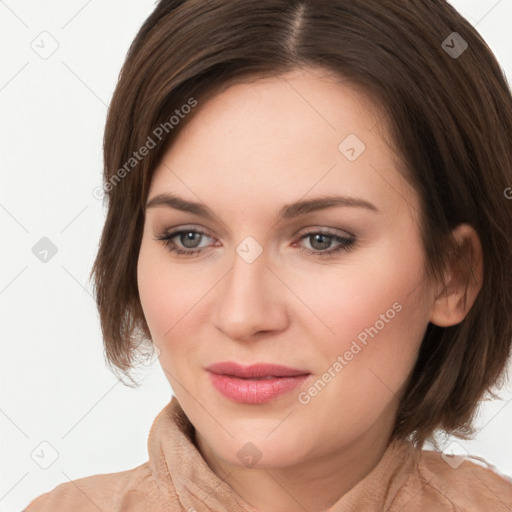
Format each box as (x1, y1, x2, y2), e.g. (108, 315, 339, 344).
(137, 67, 483, 512)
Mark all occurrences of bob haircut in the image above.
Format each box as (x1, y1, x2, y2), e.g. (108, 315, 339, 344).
(90, 0, 512, 448)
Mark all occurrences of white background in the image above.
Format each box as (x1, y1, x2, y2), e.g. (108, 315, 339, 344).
(1, 1, 511, 511)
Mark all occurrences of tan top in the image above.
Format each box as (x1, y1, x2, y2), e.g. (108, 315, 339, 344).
(24, 396, 512, 511)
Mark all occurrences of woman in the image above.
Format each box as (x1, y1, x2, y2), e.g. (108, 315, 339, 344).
(24, 0, 512, 510)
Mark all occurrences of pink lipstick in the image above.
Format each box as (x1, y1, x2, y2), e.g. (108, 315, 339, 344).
(206, 361, 310, 404)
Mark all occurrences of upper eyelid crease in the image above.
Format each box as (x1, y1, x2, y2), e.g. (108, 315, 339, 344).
(145, 193, 381, 222)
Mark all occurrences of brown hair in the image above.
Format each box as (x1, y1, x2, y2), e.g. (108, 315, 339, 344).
(89, 0, 512, 448)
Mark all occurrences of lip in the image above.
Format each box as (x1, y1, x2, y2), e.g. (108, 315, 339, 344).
(206, 361, 311, 404)
(206, 361, 310, 378)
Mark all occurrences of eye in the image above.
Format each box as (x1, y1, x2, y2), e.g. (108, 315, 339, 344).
(295, 229, 356, 256)
(155, 227, 356, 258)
(155, 228, 216, 258)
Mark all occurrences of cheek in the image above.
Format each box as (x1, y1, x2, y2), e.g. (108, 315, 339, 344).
(290, 278, 428, 449)
(138, 240, 193, 332)
(291, 237, 429, 399)
(137, 243, 185, 343)
(296, 246, 426, 349)
(137, 242, 216, 370)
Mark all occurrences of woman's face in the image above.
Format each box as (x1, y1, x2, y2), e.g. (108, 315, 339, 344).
(137, 67, 437, 468)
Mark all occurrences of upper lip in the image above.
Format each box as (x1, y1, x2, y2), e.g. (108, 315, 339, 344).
(206, 361, 310, 378)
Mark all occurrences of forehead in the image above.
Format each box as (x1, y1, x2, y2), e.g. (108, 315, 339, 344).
(170, 67, 384, 154)
(148, 67, 416, 223)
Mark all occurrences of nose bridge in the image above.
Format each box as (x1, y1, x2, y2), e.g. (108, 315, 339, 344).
(213, 238, 286, 339)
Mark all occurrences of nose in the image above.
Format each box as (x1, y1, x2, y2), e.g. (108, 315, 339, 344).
(213, 247, 289, 341)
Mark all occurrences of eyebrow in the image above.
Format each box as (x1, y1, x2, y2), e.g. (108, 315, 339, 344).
(145, 193, 380, 222)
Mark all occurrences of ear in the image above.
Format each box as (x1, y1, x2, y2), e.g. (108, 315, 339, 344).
(429, 223, 483, 327)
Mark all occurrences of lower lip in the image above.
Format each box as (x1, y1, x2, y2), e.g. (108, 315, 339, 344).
(208, 371, 310, 404)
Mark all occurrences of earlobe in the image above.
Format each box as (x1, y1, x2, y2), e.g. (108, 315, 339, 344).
(429, 224, 484, 328)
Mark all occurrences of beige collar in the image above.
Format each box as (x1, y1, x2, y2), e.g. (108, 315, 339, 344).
(147, 396, 420, 512)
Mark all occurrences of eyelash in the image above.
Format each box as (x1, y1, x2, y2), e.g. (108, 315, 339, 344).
(155, 227, 356, 258)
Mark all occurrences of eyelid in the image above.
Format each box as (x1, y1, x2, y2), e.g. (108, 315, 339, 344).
(160, 224, 215, 238)
(295, 225, 355, 238)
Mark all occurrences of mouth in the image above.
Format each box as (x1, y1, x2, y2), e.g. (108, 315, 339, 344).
(205, 361, 311, 404)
